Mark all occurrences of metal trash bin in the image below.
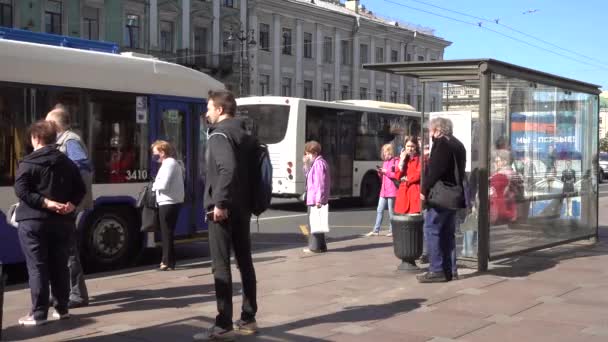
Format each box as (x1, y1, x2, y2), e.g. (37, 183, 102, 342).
(391, 213, 424, 272)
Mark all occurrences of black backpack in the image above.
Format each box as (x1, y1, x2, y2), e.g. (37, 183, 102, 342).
(249, 141, 273, 216)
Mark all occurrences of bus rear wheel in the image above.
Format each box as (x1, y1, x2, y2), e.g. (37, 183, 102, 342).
(360, 172, 380, 207)
(82, 206, 139, 271)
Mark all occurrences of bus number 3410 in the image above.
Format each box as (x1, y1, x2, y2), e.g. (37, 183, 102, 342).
(126, 169, 149, 181)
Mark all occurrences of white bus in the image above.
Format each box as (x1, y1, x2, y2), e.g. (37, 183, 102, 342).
(0, 29, 223, 269)
(236, 97, 421, 206)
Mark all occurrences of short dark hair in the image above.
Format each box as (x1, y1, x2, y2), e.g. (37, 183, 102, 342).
(29, 120, 57, 145)
(208, 90, 236, 116)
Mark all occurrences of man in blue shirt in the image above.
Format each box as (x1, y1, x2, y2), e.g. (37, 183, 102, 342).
(46, 105, 92, 308)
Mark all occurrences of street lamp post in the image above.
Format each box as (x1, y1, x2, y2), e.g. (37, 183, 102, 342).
(226, 27, 256, 97)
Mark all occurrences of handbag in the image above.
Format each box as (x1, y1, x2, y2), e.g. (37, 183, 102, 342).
(138, 182, 159, 232)
(7, 202, 19, 228)
(427, 153, 465, 209)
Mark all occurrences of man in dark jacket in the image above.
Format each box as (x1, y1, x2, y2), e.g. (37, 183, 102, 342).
(194, 90, 257, 341)
(418, 117, 466, 283)
(14, 120, 85, 326)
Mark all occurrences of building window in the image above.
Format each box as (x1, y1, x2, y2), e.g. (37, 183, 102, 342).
(390, 91, 398, 103)
(341, 85, 350, 100)
(406, 53, 411, 61)
(417, 55, 425, 61)
(341, 40, 351, 65)
(160, 20, 174, 52)
(375, 47, 384, 63)
(194, 27, 208, 66)
(323, 37, 333, 63)
(223, 0, 234, 8)
(360, 44, 369, 65)
(259, 23, 270, 51)
(431, 97, 437, 111)
(304, 32, 313, 58)
(125, 14, 140, 48)
(360, 87, 368, 100)
(281, 77, 292, 96)
(82, 6, 100, 40)
(259, 75, 270, 96)
(282, 28, 292, 55)
(417, 94, 423, 109)
(0, 0, 13, 28)
(323, 83, 332, 101)
(391, 50, 398, 62)
(406, 93, 411, 105)
(304, 80, 313, 99)
(45, 0, 63, 34)
(376, 89, 383, 101)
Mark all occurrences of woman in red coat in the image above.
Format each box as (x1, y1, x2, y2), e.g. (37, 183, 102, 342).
(394, 136, 421, 214)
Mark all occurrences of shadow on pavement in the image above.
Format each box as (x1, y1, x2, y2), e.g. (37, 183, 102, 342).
(330, 241, 394, 253)
(66, 298, 425, 342)
(1, 316, 97, 342)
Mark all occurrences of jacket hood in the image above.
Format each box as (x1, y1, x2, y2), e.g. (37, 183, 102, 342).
(21, 145, 65, 167)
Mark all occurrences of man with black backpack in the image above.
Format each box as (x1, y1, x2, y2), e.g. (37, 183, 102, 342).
(194, 90, 259, 341)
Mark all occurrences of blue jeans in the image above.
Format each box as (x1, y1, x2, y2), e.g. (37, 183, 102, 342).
(373, 197, 395, 232)
(462, 230, 478, 258)
(424, 207, 457, 276)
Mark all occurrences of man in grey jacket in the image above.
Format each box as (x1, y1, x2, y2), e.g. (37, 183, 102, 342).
(46, 105, 92, 308)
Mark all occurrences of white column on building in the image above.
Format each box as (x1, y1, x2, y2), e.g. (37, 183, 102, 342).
(149, 0, 158, 49)
(315, 23, 323, 100)
(369, 36, 376, 100)
(296, 19, 304, 97)
(240, 0, 247, 27)
(212, 0, 220, 66)
(385, 38, 391, 101)
(352, 33, 360, 99)
(273, 14, 281, 95)
(249, 12, 259, 95)
(334, 28, 341, 100)
(399, 41, 405, 103)
(181, 0, 191, 51)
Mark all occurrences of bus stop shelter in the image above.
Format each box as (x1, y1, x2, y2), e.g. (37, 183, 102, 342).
(364, 59, 601, 271)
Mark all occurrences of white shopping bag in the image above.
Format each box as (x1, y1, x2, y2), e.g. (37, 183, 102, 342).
(309, 204, 329, 233)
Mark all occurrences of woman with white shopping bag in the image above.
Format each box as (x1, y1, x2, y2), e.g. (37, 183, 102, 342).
(302, 141, 331, 253)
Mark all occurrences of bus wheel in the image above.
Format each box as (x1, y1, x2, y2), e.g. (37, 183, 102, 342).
(82, 207, 138, 271)
(360, 172, 380, 207)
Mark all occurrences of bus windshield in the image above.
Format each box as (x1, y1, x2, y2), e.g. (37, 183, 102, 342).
(237, 104, 290, 144)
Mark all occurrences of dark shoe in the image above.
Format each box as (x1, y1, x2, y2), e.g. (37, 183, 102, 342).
(68, 300, 89, 309)
(418, 254, 429, 264)
(416, 271, 448, 283)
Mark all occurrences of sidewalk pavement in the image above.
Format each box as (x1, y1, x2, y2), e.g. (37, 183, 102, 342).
(2, 229, 608, 342)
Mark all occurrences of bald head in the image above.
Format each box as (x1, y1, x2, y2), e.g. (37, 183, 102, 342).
(46, 106, 70, 133)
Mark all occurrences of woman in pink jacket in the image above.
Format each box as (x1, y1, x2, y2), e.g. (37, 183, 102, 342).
(365, 144, 400, 237)
(302, 140, 331, 253)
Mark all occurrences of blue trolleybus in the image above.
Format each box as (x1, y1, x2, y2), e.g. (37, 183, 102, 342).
(0, 29, 223, 269)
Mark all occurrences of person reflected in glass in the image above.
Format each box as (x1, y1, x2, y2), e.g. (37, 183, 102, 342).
(489, 150, 519, 224)
(561, 159, 576, 217)
(365, 144, 399, 237)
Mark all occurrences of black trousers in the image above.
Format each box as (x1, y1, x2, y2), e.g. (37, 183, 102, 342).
(159, 204, 181, 268)
(68, 211, 88, 303)
(18, 219, 72, 319)
(208, 209, 257, 329)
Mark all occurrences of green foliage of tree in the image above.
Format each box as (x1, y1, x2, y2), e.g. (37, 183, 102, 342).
(601, 96, 608, 109)
(601, 133, 608, 152)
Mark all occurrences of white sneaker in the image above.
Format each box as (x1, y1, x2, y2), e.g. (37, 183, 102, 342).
(364, 231, 379, 237)
(386, 232, 393, 237)
(18, 314, 48, 326)
(234, 319, 258, 335)
(193, 325, 236, 341)
(52, 310, 71, 320)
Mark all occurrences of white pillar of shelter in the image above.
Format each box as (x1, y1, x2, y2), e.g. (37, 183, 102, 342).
(249, 12, 259, 95)
(212, 0, 220, 66)
(315, 23, 324, 100)
(296, 19, 304, 97)
(351, 33, 360, 99)
(399, 41, 405, 103)
(149, 0, 158, 49)
(369, 36, 376, 100)
(385, 38, 391, 101)
(181, 0, 191, 50)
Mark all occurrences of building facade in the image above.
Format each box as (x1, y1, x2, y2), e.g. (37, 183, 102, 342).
(0, 0, 451, 108)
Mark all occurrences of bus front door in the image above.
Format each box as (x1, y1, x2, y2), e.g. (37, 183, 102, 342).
(153, 99, 205, 236)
